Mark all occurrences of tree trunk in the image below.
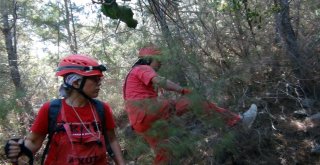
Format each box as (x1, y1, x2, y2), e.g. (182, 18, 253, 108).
(274, 0, 316, 97)
(64, 0, 77, 53)
(1, 0, 34, 134)
(274, 0, 300, 68)
(69, 0, 78, 52)
(1, 2, 22, 93)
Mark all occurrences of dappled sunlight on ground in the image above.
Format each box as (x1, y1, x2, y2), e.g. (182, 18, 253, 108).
(289, 119, 313, 132)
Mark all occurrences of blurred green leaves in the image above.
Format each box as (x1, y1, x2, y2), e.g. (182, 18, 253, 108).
(101, 1, 138, 28)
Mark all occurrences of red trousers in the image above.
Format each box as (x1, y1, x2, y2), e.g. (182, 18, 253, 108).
(125, 96, 241, 165)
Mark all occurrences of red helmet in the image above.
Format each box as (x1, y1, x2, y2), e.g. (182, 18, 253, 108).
(56, 54, 106, 77)
(138, 46, 161, 57)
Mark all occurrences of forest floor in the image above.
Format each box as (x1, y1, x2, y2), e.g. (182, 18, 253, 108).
(216, 98, 320, 165)
(118, 97, 320, 165)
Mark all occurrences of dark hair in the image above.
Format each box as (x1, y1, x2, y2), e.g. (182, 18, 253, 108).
(132, 57, 153, 67)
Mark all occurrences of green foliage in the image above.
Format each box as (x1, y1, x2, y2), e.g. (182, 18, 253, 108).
(270, 4, 282, 13)
(146, 119, 199, 162)
(246, 10, 261, 23)
(101, 1, 138, 28)
(0, 99, 13, 120)
(213, 131, 237, 161)
(28, 2, 62, 41)
(124, 134, 151, 161)
(0, 68, 25, 120)
(163, 135, 198, 162)
(315, 9, 320, 17)
(218, 0, 242, 12)
(101, 2, 119, 19)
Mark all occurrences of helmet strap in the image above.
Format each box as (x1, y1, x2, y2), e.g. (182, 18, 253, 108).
(79, 77, 87, 90)
(63, 77, 93, 101)
(76, 77, 93, 101)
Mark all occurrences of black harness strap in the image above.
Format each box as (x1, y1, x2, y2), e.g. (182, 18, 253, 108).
(91, 99, 115, 158)
(41, 99, 61, 165)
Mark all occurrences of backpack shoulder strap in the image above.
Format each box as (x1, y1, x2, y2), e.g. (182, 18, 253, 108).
(41, 99, 62, 165)
(48, 99, 62, 134)
(92, 99, 115, 158)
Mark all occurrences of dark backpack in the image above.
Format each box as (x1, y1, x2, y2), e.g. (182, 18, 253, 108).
(41, 99, 114, 165)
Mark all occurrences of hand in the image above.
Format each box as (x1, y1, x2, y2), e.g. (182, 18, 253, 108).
(180, 88, 192, 95)
(4, 138, 23, 163)
(5, 138, 34, 165)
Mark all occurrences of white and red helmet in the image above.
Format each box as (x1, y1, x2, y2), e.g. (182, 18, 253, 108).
(56, 54, 107, 77)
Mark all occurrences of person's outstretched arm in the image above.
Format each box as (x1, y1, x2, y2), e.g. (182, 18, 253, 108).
(152, 76, 190, 94)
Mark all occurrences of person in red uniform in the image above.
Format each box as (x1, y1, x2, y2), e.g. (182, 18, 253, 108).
(123, 45, 258, 164)
(5, 54, 126, 165)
